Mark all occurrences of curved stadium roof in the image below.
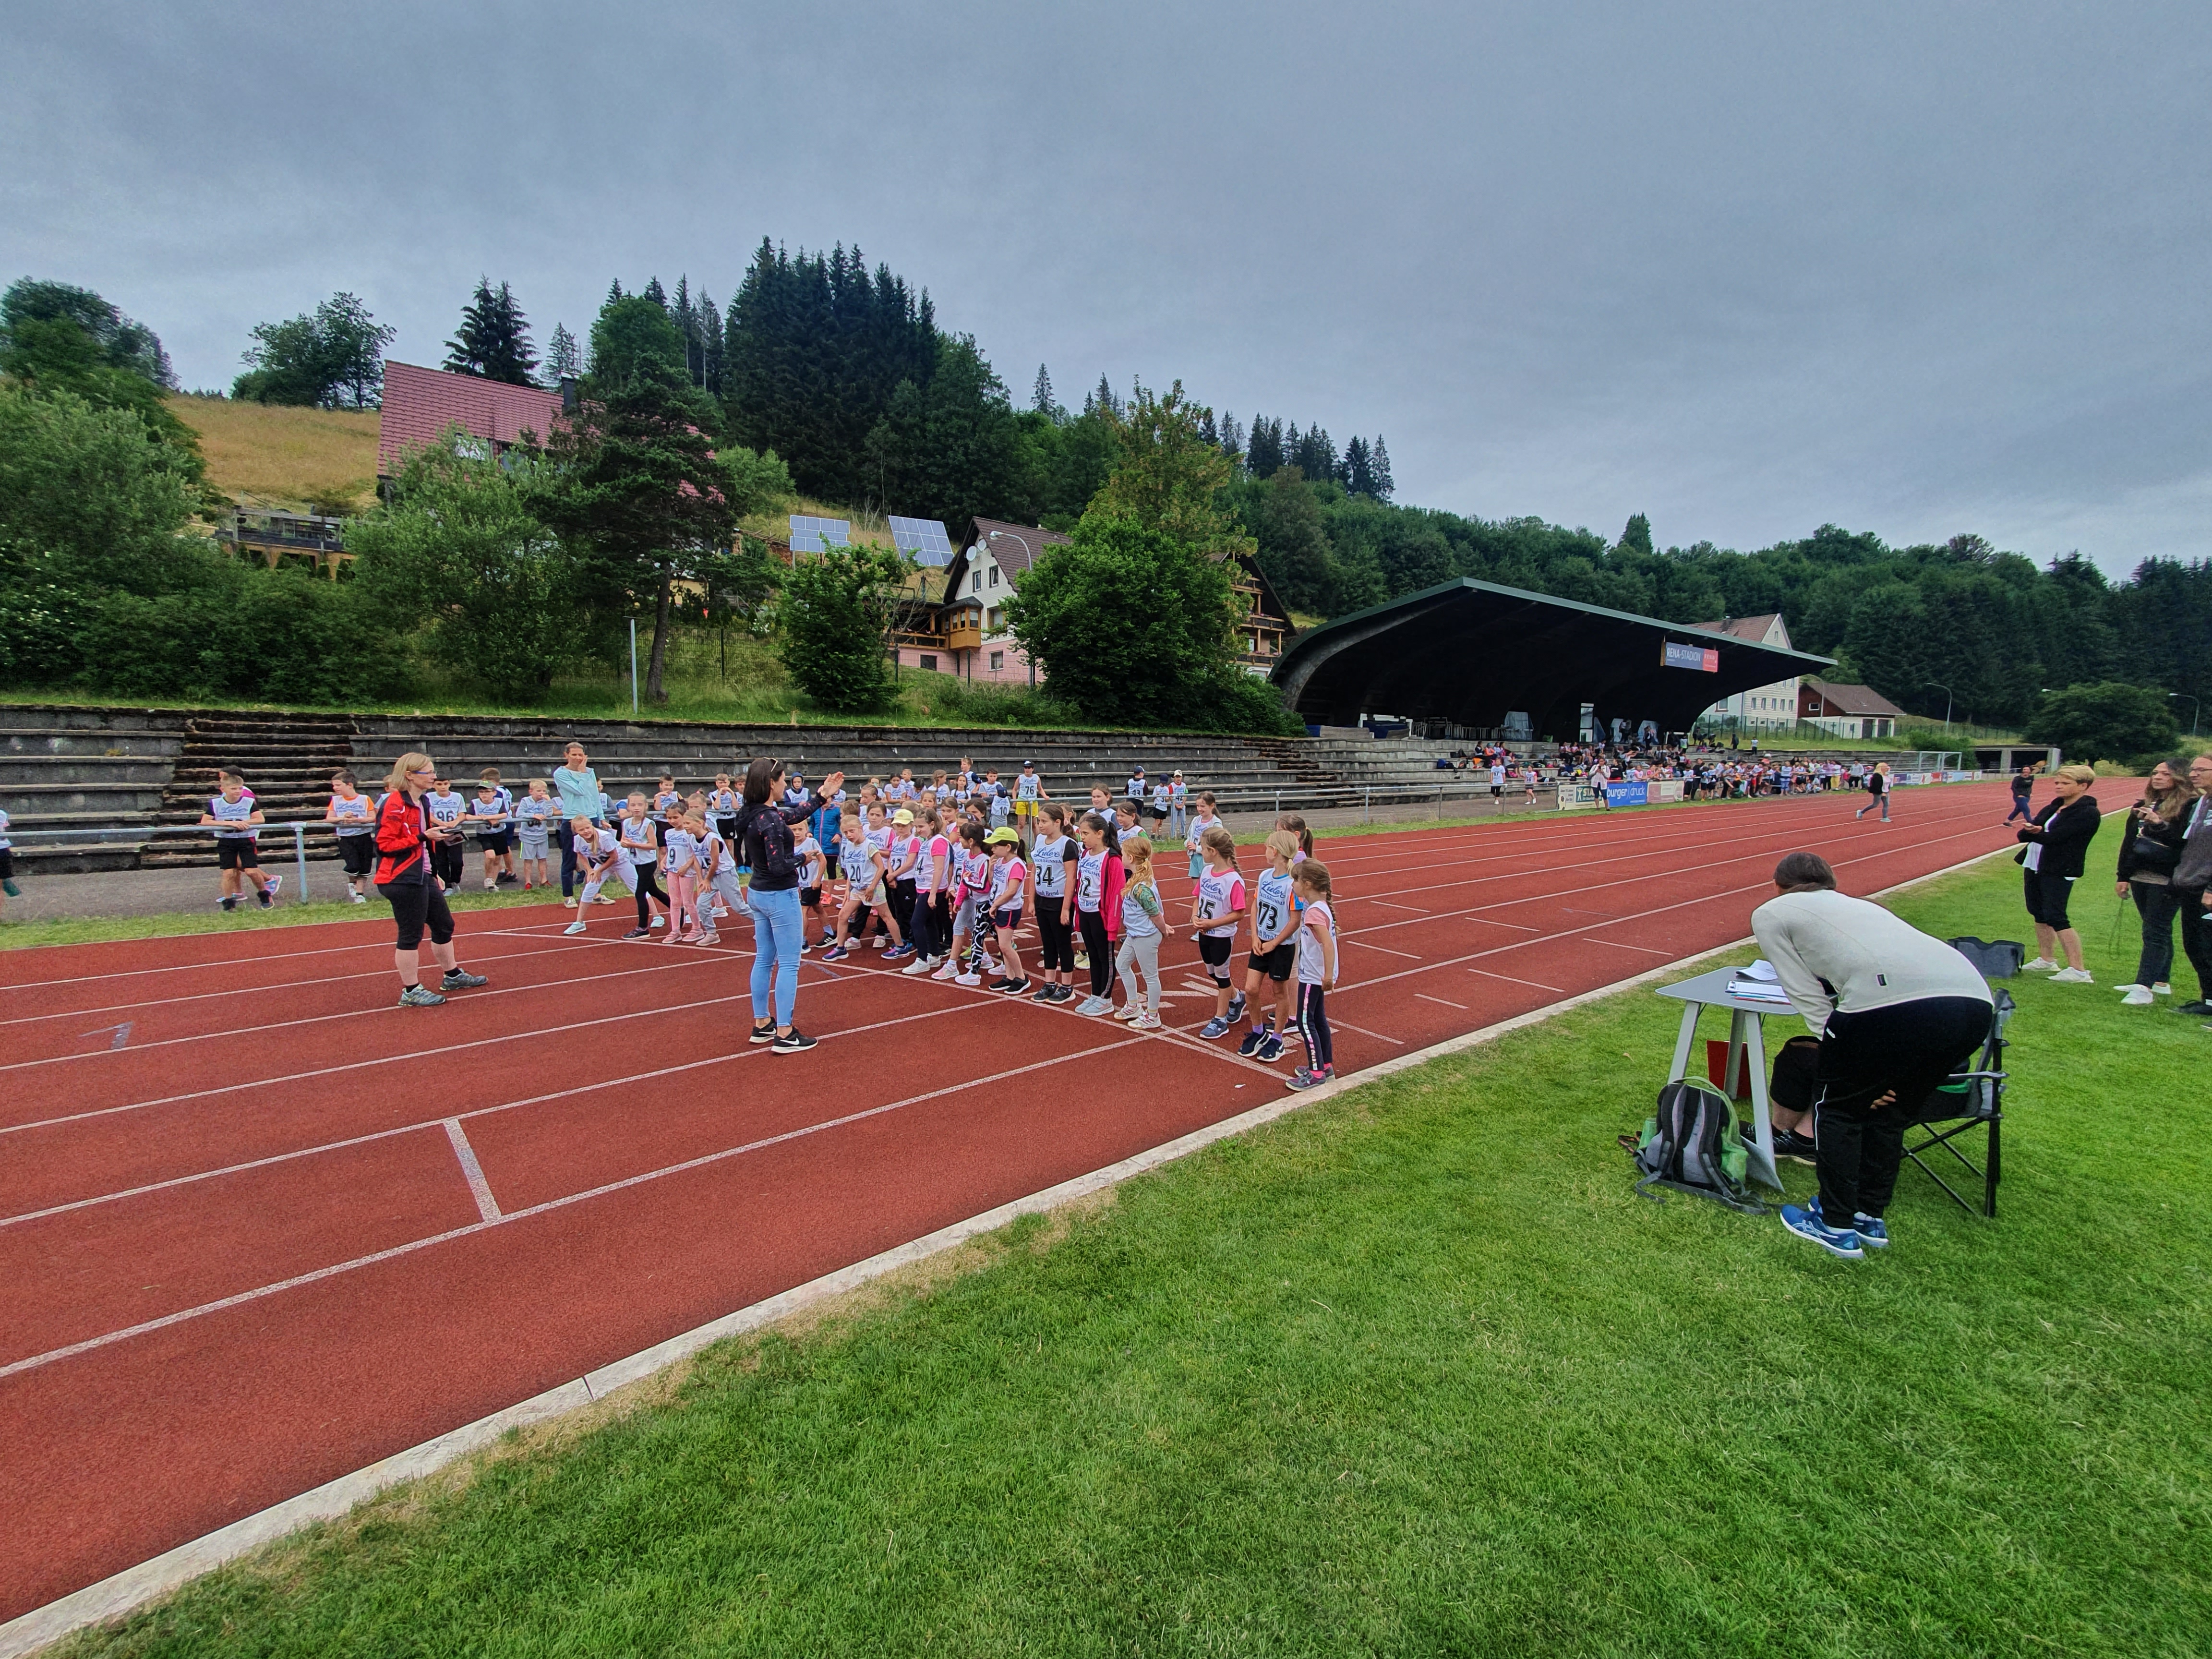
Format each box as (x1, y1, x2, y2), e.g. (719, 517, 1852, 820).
(1272, 577, 1833, 737)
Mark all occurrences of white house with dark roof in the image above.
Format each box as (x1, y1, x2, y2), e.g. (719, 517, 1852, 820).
(1797, 678, 1905, 739)
(1692, 613, 1802, 731)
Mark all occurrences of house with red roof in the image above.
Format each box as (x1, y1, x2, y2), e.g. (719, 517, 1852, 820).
(1691, 613, 1803, 732)
(376, 361, 565, 486)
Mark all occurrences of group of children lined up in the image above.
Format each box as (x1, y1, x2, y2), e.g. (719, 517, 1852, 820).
(759, 789, 1342, 1092)
(322, 767, 578, 906)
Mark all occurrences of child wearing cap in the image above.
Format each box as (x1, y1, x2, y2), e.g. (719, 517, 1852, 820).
(983, 826, 1030, 994)
(1169, 771, 1189, 836)
(1011, 759, 1046, 852)
(886, 806, 921, 957)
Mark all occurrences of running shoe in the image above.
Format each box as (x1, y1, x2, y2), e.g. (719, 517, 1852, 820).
(698, 931, 720, 945)
(1226, 995, 1246, 1024)
(771, 1027, 818, 1054)
(2049, 966, 2094, 984)
(1200, 1015, 1235, 1040)
(219, 896, 236, 912)
(1238, 1025, 1270, 1058)
(884, 943, 915, 961)
(1048, 985, 1076, 1003)
(1032, 982, 1058, 1001)
(265, 875, 283, 901)
(1135, 1012, 1163, 1031)
(498, 873, 518, 886)
(650, 914, 667, 929)
(749, 1022, 777, 1045)
(931, 960, 959, 981)
(901, 956, 936, 976)
(676, 930, 710, 945)
(1115, 1002, 1143, 1022)
(483, 878, 498, 891)
(820, 945, 850, 962)
(998, 979, 1031, 996)
(565, 897, 578, 909)
(1255, 1034, 1285, 1064)
(256, 887, 274, 910)
(595, 894, 617, 905)
(989, 976, 1015, 991)
(623, 927, 650, 940)
(2021, 956, 2058, 972)
(397, 984, 446, 1008)
(1286, 1065, 1333, 1091)
(349, 891, 367, 904)
(1807, 1197, 1889, 1249)
(1779, 1202, 1865, 1259)
(871, 935, 888, 950)
(562, 920, 588, 936)
(1076, 995, 1112, 1016)
(1772, 1129, 1819, 1165)
(954, 970, 982, 986)
(441, 969, 487, 989)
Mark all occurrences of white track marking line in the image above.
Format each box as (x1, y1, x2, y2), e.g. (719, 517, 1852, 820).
(1346, 939, 1421, 959)
(1415, 993, 1469, 1010)
(1370, 901, 1430, 913)
(0, 1037, 1147, 1382)
(0, 998, 1031, 1228)
(1588, 938, 1677, 955)
(442, 1120, 501, 1222)
(1334, 1022, 1406, 1046)
(1467, 967, 1566, 993)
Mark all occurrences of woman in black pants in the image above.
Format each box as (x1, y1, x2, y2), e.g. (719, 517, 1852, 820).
(2017, 763, 2103, 983)
(373, 752, 487, 1009)
(2113, 760, 2193, 1004)
(1752, 852, 1994, 1257)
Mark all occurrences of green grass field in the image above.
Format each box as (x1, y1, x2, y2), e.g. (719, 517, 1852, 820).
(54, 835, 2212, 1657)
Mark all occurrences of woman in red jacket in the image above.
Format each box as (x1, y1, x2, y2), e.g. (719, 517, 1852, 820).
(376, 751, 488, 1008)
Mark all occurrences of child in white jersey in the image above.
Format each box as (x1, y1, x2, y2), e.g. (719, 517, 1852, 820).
(514, 780, 558, 891)
(822, 810, 904, 961)
(1192, 825, 1250, 1039)
(1185, 791, 1222, 880)
(983, 827, 1030, 995)
(793, 822, 827, 951)
(561, 818, 623, 935)
(1285, 860, 1338, 1090)
(325, 770, 375, 904)
(1113, 835, 1170, 1029)
(616, 794, 667, 939)
(1026, 803, 1081, 1002)
(201, 770, 280, 911)
(932, 820, 991, 985)
(880, 807, 919, 960)
(1237, 830, 1304, 1063)
(899, 805, 952, 974)
(660, 809, 707, 944)
(1072, 811, 1124, 1015)
(469, 774, 514, 890)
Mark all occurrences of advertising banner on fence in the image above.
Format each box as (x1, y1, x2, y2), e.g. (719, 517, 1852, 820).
(1648, 780, 1684, 803)
(1556, 785, 1597, 810)
(1605, 782, 1648, 806)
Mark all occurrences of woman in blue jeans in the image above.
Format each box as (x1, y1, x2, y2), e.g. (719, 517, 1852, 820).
(736, 757, 843, 1054)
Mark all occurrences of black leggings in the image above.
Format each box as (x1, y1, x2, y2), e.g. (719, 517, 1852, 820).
(431, 839, 466, 888)
(379, 878, 454, 951)
(631, 863, 667, 926)
(1813, 996, 1994, 1220)
(1035, 901, 1075, 973)
(890, 881, 916, 941)
(1079, 908, 1114, 997)
(914, 892, 950, 959)
(1296, 982, 1333, 1071)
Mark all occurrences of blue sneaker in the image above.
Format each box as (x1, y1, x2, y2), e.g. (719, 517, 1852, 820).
(820, 945, 850, 962)
(1238, 1024, 1271, 1058)
(1199, 1015, 1234, 1040)
(1255, 1034, 1286, 1064)
(1780, 1203, 1865, 1260)
(1807, 1196, 1889, 1249)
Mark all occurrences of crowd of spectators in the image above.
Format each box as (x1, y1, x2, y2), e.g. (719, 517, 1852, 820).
(1445, 738, 1916, 802)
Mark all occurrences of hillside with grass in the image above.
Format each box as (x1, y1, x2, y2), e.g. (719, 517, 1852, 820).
(166, 393, 381, 514)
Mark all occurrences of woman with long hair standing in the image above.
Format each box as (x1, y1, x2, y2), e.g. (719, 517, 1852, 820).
(737, 757, 843, 1053)
(2113, 759, 2194, 1005)
(373, 752, 487, 1008)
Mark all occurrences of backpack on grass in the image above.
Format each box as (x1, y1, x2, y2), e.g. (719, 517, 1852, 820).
(1630, 1078, 1767, 1214)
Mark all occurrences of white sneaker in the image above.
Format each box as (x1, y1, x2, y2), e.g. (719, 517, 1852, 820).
(1135, 1013, 1163, 1031)
(484, 878, 497, 891)
(871, 936, 887, 950)
(349, 891, 367, 904)
(931, 961, 958, 981)
(1115, 1002, 1142, 1021)
(2120, 985, 2154, 1005)
(650, 915, 666, 929)
(565, 898, 578, 909)
(901, 956, 934, 976)
(954, 971, 981, 986)
(2154, 982, 2172, 997)
(2113, 983, 2144, 994)
(2049, 966, 2093, 984)
(563, 920, 588, 936)
(2021, 957, 2059, 972)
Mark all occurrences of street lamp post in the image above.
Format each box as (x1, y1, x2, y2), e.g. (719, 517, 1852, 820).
(1925, 681, 1954, 734)
(2169, 692, 2201, 737)
(986, 529, 1035, 688)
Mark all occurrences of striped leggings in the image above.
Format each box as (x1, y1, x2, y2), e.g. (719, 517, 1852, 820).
(1296, 982, 1333, 1071)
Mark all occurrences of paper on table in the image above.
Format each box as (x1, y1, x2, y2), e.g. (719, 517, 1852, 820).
(1726, 975, 1793, 1004)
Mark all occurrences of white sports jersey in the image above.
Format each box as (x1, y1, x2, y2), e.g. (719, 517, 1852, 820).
(838, 836, 879, 888)
(1032, 833, 1072, 897)
(575, 824, 618, 862)
(618, 817, 657, 865)
(328, 793, 373, 836)
(0, 806, 11, 849)
(987, 856, 1026, 911)
(1296, 900, 1336, 984)
(423, 789, 466, 827)
(1253, 868, 1296, 945)
(709, 789, 739, 817)
(1076, 849, 1107, 913)
(1015, 771, 1039, 801)
(793, 834, 824, 888)
(208, 794, 258, 840)
(1185, 812, 1220, 851)
(516, 795, 558, 833)
(662, 826, 698, 875)
(1195, 866, 1246, 938)
(470, 789, 510, 824)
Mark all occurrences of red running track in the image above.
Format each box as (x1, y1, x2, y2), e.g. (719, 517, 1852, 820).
(0, 782, 2026, 1620)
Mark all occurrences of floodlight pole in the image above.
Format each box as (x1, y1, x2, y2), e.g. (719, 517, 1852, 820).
(630, 618, 639, 714)
(2169, 692, 2200, 737)
(1925, 681, 1953, 734)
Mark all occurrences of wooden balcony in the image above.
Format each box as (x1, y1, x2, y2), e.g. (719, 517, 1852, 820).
(947, 622, 984, 652)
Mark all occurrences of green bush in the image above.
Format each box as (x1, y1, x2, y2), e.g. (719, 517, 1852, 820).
(2024, 681, 2177, 764)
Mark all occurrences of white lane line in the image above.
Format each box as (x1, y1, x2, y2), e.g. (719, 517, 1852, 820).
(442, 1120, 501, 1222)
(1334, 1022, 1406, 1046)
(1589, 938, 1675, 955)
(1415, 993, 1468, 1010)
(0, 1037, 1147, 1383)
(0, 997, 1037, 1229)
(1346, 939, 1421, 960)
(1370, 901, 1430, 914)
(1470, 916, 1541, 931)
(1468, 967, 1566, 993)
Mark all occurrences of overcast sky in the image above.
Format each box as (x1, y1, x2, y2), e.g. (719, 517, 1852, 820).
(7, 1, 2206, 575)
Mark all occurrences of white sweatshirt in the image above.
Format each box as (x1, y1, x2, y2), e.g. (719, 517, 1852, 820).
(1748, 890, 1991, 1036)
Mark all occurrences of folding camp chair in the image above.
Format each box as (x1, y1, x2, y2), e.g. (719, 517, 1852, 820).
(1904, 988, 2012, 1217)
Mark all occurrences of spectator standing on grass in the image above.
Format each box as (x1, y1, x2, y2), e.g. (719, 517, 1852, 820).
(2006, 764, 2037, 824)
(2166, 753, 2212, 1019)
(737, 757, 845, 1053)
(1752, 852, 1994, 1260)
(373, 753, 486, 1008)
(2017, 763, 2103, 983)
(551, 743, 604, 907)
(2113, 760, 2193, 1006)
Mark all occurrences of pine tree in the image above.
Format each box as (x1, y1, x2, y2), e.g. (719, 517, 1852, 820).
(1033, 363, 1056, 417)
(1094, 373, 1119, 419)
(444, 278, 537, 384)
(1246, 417, 1285, 478)
(1343, 435, 1375, 496)
(1618, 513, 1654, 558)
(606, 278, 625, 304)
(642, 275, 668, 309)
(1198, 408, 1218, 447)
(1219, 413, 1244, 459)
(543, 322, 581, 385)
(1371, 435, 1394, 501)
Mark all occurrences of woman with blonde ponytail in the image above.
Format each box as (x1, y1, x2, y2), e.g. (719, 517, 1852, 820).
(373, 752, 486, 1008)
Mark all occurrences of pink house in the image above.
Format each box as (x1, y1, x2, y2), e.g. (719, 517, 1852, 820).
(377, 361, 565, 484)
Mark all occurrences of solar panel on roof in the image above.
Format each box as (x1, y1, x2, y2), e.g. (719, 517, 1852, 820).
(887, 516, 954, 565)
(788, 515, 850, 555)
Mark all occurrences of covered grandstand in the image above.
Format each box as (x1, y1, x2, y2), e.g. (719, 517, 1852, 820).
(1272, 577, 1834, 740)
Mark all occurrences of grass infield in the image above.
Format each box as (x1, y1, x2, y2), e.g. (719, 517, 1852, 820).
(52, 838, 2212, 1657)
